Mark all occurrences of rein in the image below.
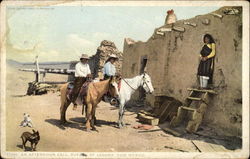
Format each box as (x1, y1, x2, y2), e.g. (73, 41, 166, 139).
(121, 75, 151, 93)
(121, 77, 137, 91)
(142, 78, 151, 93)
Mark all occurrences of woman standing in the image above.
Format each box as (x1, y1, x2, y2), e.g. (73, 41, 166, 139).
(197, 34, 216, 88)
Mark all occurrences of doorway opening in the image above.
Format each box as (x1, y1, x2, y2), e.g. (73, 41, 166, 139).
(139, 56, 148, 100)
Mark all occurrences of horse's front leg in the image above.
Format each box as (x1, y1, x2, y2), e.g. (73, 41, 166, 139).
(118, 100, 125, 128)
(91, 104, 97, 131)
(85, 103, 93, 132)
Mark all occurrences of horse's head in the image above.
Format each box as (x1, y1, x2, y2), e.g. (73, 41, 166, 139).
(108, 76, 119, 98)
(141, 73, 154, 94)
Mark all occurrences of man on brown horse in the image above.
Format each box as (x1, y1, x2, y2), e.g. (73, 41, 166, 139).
(103, 54, 118, 80)
(70, 54, 92, 110)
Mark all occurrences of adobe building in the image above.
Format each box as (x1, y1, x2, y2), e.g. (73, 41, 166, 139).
(122, 7, 242, 137)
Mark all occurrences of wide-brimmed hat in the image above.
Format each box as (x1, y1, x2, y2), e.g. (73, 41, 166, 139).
(80, 54, 90, 60)
(109, 54, 118, 59)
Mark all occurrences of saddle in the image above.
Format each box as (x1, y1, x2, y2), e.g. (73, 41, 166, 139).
(67, 81, 92, 105)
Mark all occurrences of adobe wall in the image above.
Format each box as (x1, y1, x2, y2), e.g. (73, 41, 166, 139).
(122, 7, 242, 137)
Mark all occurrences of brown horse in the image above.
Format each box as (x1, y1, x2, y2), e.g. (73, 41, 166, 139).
(60, 77, 119, 131)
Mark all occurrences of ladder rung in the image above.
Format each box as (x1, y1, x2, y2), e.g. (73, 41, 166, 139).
(187, 88, 217, 94)
(181, 106, 196, 111)
(187, 97, 202, 101)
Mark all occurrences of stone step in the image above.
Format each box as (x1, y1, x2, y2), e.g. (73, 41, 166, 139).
(187, 97, 202, 101)
(181, 106, 197, 111)
(187, 88, 217, 94)
(162, 127, 182, 137)
(138, 113, 159, 126)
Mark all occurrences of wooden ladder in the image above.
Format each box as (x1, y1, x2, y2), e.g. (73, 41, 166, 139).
(170, 88, 217, 133)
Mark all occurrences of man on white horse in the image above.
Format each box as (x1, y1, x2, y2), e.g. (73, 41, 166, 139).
(70, 54, 92, 110)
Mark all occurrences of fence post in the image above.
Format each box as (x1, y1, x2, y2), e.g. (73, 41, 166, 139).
(35, 56, 40, 82)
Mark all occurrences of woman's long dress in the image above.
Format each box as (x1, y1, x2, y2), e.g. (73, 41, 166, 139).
(197, 44, 215, 84)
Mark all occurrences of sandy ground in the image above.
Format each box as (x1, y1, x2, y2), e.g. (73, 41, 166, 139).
(4, 65, 238, 153)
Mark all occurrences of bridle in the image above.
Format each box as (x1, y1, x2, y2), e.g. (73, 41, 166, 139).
(141, 75, 151, 93)
(121, 74, 151, 93)
(108, 82, 114, 94)
(108, 80, 119, 97)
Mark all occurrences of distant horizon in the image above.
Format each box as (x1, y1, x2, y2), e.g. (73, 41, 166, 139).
(5, 5, 220, 62)
(6, 58, 75, 63)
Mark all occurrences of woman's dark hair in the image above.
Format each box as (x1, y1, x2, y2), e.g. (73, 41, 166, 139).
(105, 57, 117, 64)
(203, 34, 215, 44)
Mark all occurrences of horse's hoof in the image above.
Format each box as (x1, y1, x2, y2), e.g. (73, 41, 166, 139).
(92, 128, 99, 132)
(121, 122, 125, 127)
(60, 120, 69, 125)
(60, 121, 66, 125)
(118, 124, 123, 129)
(86, 128, 91, 132)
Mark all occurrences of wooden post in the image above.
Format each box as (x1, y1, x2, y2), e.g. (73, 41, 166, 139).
(35, 56, 40, 82)
(42, 72, 46, 82)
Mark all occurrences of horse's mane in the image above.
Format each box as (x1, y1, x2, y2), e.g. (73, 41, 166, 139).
(123, 75, 141, 82)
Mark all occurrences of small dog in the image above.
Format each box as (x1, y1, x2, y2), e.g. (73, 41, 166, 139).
(21, 129, 40, 151)
(20, 113, 33, 127)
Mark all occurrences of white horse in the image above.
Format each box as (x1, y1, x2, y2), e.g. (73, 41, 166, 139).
(117, 73, 154, 128)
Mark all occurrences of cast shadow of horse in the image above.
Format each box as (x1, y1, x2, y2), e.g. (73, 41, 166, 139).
(45, 117, 118, 130)
(44, 118, 83, 130)
(69, 117, 118, 128)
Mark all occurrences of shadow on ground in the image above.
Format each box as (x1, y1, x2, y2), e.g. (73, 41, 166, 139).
(121, 100, 242, 151)
(157, 122, 242, 151)
(69, 117, 118, 128)
(45, 117, 119, 130)
(44, 119, 82, 130)
(16, 144, 33, 151)
(11, 95, 27, 97)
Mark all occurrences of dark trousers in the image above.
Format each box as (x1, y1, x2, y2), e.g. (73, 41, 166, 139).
(71, 77, 86, 104)
(103, 74, 111, 99)
(104, 74, 111, 80)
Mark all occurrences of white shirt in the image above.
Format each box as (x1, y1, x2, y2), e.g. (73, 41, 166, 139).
(75, 62, 91, 77)
(103, 61, 116, 76)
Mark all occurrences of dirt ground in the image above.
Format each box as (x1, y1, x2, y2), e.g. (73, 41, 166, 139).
(4, 65, 240, 153)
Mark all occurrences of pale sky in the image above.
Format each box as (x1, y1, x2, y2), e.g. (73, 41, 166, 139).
(6, 6, 220, 62)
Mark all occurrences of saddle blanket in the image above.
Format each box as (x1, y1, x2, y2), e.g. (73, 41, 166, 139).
(67, 81, 91, 105)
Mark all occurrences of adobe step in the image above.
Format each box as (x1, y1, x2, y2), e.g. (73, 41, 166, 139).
(187, 97, 202, 101)
(187, 88, 217, 94)
(181, 106, 197, 111)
